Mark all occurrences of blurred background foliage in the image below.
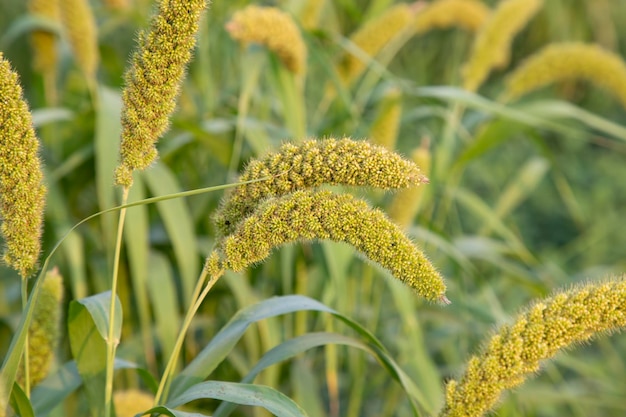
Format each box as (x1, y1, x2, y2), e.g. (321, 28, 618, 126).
(2, 0, 626, 416)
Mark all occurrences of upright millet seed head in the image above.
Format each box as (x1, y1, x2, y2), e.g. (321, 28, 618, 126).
(0, 53, 47, 278)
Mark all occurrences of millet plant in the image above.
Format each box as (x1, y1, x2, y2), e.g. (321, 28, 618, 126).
(2, 0, 626, 416)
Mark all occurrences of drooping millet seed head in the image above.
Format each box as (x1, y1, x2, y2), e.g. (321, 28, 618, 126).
(213, 138, 429, 238)
(114, 0, 208, 187)
(0, 53, 47, 278)
(503, 42, 626, 109)
(414, 0, 491, 34)
(462, 0, 543, 92)
(226, 5, 307, 74)
(440, 278, 626, 417)
(220, 190, 447, 302)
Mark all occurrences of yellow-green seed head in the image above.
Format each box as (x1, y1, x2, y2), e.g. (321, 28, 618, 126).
(502, 42, 626, 109)
(113, 389, 155, 417)
(60, 0, 99, 79)
(439, 278, 626, 417)
(213, 138, 428, 238)
(0, 53, 47, 278)
(221, 189, 447, 302)
(17, 268, 63, 387)
(370, 87, 402, 150)
(204, 250, 223, 279)
(340, 3, 417, 85)
(388, 139, 431, 228)
(414, 0, 490, 34)
(226, 5, 307, 74)
(462, 0, 543, 92)
(29, 0, 60, 74)
(299, 0, 326, 30)
(115, 0, 208, 187)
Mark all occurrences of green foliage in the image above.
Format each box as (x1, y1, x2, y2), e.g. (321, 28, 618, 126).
(2, 0, 626, 416)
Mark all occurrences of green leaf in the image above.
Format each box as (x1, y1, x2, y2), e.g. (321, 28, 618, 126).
(31, 359, 158, 416)
(169, 296, 334, 400)
(76, 291, 123, 342)
(9, 382, 35, 417)
(124, 173, 155, 368)
(31, 362, 81, 416)
(141, 406, 210, 417)
(31, 108, 74, 127)
(147, 251, 180, 364)
(95, 86, 123, 248)
(518, 99, 626, 143)
(143, 162, 199, 309)
(0, 15, 61, 49)
(1, 270, 51, 409)
(214, 332, 429, 417)
(415, 86, 584, 138)
(170, 295, 427, 414)
(68, 292, 122, 417)
(167, 381, 309, 417)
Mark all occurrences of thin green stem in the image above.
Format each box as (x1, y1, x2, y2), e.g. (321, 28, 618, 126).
(104, 187, 130, 417)
(154, 266, 224, 405)
(20, 282, 30, 398)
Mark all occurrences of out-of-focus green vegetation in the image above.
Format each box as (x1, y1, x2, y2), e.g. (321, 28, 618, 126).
(2, 0, 626, 416)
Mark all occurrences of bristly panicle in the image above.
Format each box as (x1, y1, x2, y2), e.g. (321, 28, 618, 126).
(370, 87, 403, 150)
(414, 0, 490, 34)
(113, 389, 155, 417)
(502, 42, 626, 109)
(462, 0, 543, 92)
(226, 5, 307, 74)
(17, 269, 63, 387)
(0, 53, 47, 278)
(440, 278, 626, 417)
(388, 139, 432, 228)
(59, 0, 98, 79)
(213, 138, 428, 238)
(339, 3, 418, 85)
(28, 0, 60, 76)
(115, 0, 208, 187)
(220, 190, 447, 302)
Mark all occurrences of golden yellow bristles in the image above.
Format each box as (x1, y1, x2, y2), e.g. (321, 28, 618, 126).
(113, 389, 155, 417)
(213, 138, 428, 238)
(28, 0, 60, 99)
(439, 278, 626, 417)
(414, 0, 490, 34)
(462, 0, 543, 92)
(17, 269, 63, 387)
(226, 5, 307, 74)
(59, 0, 99, 80)
(502, 42, 626, 109)
(370, 87, 402, 150)
(0, 53, 47, 278)
(339, 3, 417, 85)
(221, 190, 447, 302)
(388, 138, 432, 228)
(114, 0, 208, 187)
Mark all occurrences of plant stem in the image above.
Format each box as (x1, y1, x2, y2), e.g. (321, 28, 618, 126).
(154, 266, 224, 405)
(20, 281, 30, 398)
(104, 186, 130, 417)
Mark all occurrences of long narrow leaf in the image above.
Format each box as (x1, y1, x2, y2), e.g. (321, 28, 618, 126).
(214, 332, 428, 417)
(169, 295, 385, 400)
(167, 381, 309, 417)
